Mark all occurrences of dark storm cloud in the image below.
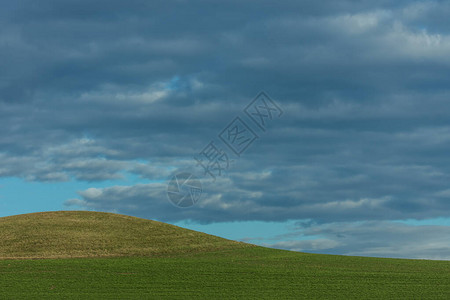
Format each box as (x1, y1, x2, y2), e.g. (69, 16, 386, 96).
(64, 159, 450, 223)
(1, 0, 450, 234)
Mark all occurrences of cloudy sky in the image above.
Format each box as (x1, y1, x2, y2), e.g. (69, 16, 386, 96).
(1, 0, 450, 260)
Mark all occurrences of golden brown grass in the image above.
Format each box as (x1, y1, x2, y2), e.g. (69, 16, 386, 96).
(0, 211, 251, 259)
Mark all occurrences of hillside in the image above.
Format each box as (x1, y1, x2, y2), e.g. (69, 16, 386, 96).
(0, 211, 449, 298)
(0, 211, 250, 259)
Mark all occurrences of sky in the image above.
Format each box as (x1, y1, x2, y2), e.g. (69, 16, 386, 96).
(1, 0, 450, 260)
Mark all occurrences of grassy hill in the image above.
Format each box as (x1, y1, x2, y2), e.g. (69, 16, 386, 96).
(0, 211, 449, 299)
(0, 211, 249, 259)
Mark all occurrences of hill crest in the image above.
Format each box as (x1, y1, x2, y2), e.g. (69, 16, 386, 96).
(0, 211, 251, 259)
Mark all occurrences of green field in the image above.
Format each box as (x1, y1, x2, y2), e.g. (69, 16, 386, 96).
(0, 211, 449, 299)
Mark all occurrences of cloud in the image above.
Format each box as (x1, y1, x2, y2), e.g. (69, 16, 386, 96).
(65, 160, 450, 223)
(265, 221, 450, 260)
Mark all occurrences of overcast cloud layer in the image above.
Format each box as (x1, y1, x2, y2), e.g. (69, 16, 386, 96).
(1, 0, 450, 259)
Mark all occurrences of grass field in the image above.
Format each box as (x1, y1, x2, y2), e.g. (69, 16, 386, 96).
(0, 211, 449, 299)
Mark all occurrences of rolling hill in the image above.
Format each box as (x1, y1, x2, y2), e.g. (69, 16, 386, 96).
(0, 211, 449, 299)
(0, 211, 249, 259)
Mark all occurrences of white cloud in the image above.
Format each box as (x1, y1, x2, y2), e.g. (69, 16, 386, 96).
(267, 221, 450, 260)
